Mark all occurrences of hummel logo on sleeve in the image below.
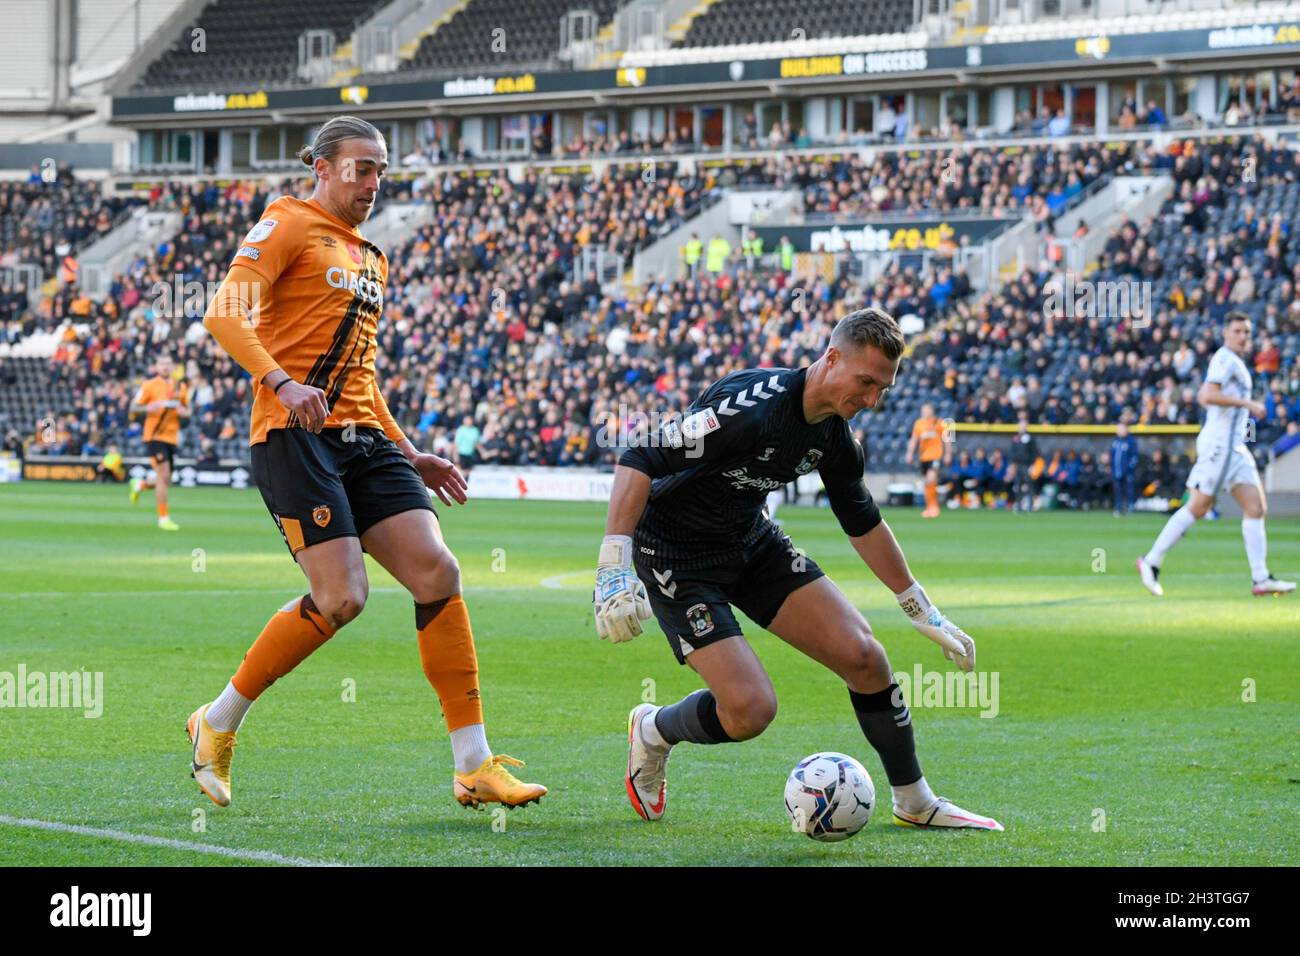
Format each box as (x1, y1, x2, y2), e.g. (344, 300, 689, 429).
(716, 374, 786, 417)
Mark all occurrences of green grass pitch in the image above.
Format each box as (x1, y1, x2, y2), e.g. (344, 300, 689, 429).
(0, 482, 1296, 866)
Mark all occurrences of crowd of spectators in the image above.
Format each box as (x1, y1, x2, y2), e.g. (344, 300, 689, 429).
(939, 441, 1193, 512)
(0, 165, 145, 327)
(395, 77, 1300, 166)
(2, 135, 1297, 497)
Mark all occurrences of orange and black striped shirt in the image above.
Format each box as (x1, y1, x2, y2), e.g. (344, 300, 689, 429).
(134, 376, 188, 445)
(231, 196, 391, 445)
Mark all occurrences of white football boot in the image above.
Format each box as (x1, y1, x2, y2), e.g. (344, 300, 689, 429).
(1252, 575, 1296, 596)
(625, 703, 671, 821)
(1136, 557, 1164, 596)
(893, 796, 1004, 831)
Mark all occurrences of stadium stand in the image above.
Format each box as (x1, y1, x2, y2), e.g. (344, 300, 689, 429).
(1, 169, 144, 282)
(399, 0, 623, 77)
(5, 134, 1298, 514)
(133, 0, 391, 92)
(679, 0, 914, 48)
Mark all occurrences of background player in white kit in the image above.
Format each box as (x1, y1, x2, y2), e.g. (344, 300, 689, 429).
(1137, 311, 1294, 596)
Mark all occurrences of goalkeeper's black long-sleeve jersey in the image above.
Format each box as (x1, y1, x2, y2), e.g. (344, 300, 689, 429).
(619, 366, 881, 569)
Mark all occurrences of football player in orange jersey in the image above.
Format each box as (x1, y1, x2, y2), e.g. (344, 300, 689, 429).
(905, 403, 951, 519)
(191, 115, 546, 811)
(129, 354, 189, 531)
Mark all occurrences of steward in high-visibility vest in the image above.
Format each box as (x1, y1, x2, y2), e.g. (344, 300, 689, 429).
(705, 235, 731, 273)
(682, 235, 703, 269)
(778, 236, 795, 271)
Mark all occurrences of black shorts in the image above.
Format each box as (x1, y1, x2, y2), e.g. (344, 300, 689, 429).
(251, 426, 434, 558)
(918, 458, 940, 477)
(146, 440, 176, 471)
(633, 527, 826, 665)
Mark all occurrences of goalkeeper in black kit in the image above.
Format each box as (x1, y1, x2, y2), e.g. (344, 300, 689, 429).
(594, 308, 1003, 831)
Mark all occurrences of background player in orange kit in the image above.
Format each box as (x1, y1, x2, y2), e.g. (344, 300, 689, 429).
(129, 353, 189, 531)
(190, 115, 546, 812)
(905, 403, 950, 518)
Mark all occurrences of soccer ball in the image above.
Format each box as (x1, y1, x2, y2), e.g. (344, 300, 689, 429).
(784, 752, 875, 842)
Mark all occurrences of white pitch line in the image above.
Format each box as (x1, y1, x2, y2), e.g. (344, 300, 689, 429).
(0, 815, 344, 867)
(0, 585, 562, 599)
(540, 570, 590, 590)
(0, 587, 411, 600)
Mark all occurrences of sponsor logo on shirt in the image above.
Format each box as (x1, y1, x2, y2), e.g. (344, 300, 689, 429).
(325, 267, 383, 306)
(722, 467, 785, 491)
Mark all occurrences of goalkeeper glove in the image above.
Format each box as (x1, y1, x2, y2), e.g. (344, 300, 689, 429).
(896, 581, 976, 672)
(594, 534, 652, 643)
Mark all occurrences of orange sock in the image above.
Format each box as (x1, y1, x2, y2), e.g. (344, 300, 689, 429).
(415, 594, 483, 732)
(924, 480, 939, 511)
(157, 501, 169, 518)
(231, 595, 336, 700)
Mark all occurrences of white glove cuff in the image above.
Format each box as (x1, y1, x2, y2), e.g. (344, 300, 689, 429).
(598, 534, 634, 569)
(895, 581, 933, 621)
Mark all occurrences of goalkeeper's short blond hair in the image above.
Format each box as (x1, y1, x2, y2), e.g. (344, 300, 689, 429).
(830, 308, 905, 361)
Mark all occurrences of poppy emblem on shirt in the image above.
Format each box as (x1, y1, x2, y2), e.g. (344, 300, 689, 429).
(346, 242, 363, 264)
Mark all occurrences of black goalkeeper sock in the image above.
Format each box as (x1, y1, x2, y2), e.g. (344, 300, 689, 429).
(849, 684, 923, 786)
(654, 689, 735, 745)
